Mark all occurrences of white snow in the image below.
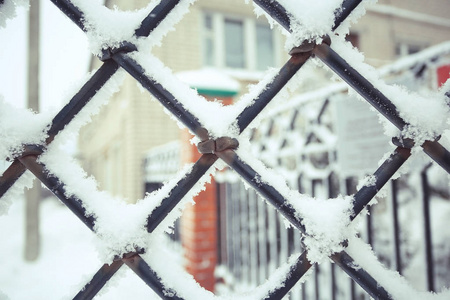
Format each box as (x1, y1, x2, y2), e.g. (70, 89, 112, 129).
(0, 0, 28, 28)
(346, 236, 450, 300)
(278, 0, 343, 50)
(176, 69, 240, 94)
(1, 0, 450, 298)
(70, 0, 196, 57)
(0, 98, 52, 215)
(0, 197, 183, 300)
(327, 35, 450, 147)
(0, 98, 52, 160)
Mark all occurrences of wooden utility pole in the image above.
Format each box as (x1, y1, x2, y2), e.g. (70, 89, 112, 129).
(25, 0, 41, 261)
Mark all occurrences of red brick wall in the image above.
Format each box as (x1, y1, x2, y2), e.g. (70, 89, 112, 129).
(180, 96, 233, 292)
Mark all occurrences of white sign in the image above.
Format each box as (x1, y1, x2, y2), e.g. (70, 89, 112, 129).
(333, 94, 392, 177)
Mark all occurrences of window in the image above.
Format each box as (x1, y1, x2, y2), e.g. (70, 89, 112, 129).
(224, 19, 245, 68)
(203, 14, 215, 66)
(395, 42, 427, 57)
(256, 24, 275, 70)
(202, 12, 278, 71)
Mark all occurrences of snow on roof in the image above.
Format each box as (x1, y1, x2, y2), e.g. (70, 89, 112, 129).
(176, 68, 240, 95)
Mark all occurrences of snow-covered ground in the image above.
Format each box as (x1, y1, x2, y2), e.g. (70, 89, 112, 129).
(0, 196, 161, 300)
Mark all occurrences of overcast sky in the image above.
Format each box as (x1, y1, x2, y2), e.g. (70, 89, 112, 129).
(0, 2, 91, 112)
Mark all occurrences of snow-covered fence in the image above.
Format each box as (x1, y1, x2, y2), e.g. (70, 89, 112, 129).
(215, 44, 450, 298)
(1, 0, 450, 299)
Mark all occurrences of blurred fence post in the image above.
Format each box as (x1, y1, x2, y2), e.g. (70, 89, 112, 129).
(24, 0, 41, 261)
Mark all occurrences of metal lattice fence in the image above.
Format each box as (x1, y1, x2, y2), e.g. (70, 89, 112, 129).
(214, 45, 450, 298)
(1, 0, 450, 299)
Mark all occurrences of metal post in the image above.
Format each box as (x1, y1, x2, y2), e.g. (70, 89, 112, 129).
(25, 0, 41, 262)
(391, 179, 402, 274)
(421, 165, 435, 292)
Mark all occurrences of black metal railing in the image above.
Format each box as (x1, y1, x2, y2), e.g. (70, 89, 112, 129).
(1, 0, 449, 299)
(215, 47, 450, 296)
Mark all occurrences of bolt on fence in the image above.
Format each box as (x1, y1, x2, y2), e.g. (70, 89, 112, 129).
(1, 0, 450, 299)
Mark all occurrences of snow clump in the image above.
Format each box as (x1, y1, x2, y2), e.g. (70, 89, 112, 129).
(0, 0, 28, 28)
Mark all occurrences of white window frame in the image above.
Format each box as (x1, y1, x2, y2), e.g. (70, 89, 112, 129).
(202, 11, 281, 71)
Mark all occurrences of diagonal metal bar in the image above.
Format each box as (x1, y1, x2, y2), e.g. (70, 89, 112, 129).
(0, 61, 119, 198)
(253, 0, 291, 32)
(146, 154, 217, 233)
(217, 148, 399, 298)
(313, 43, 450, 173)
(45, 60, 120, 144)
(421, 140, 450, 174)
(217, 149, 306, 232)
(145, 54, 315, 233)
(237, 52, 311, 133)
(50, 0, 86, 32)
(331, 251, 392, 299)
(123, 254, 184, 300)
(265, 251, 312, 300)
(332, 0, 363, 31)
(135, 0, 181, 37)
(254, 0, 363, 33)
(17, 152, 96, 231)
(1, 0, 440, 298)
(267, 144, 411, 298)
(352, 146, 411, 218)
(0, 0, 184, 198)
(0, 159, 27, 199)
(73, 260, 124, 300)
(111, 52, 208, 141)
(313, 44, 406, 129)
(52, 0, 181, 39)
(242, 0, 363, 134)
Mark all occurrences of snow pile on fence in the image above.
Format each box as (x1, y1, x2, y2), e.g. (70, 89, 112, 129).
(0, 0, 28, 28)
(1, 0, 450, 298)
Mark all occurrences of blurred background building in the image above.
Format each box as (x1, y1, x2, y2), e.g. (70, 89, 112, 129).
(79, 0, 450, 203)
(77, 0, 450, 297)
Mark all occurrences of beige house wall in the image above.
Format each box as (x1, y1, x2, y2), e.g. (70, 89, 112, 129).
(355, 0, 450, 65)
(78, 0, 450, 203)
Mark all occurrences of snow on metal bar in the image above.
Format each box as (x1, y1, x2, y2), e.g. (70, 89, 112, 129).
(1, 0, 449, 299)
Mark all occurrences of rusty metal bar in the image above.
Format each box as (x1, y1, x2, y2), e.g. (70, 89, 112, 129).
(237, 52, 312, 133)
(421, 165, 435, 292)
(46, 60, 120, 144)
(122, 254, 184, 300)
(266, 251, 312, 299)
(52, 0, 181, 39)
(146, 154, 217, 232)
(421, 140, 450, 174)
(242, 0, 363, 133)
(50, 0, 86, 32)
(0, 159, 27, 198)
(17, 153, 96, 231)
(314, 43, 450, 174)
(135, 0, 180, 37)
(352, 146, 411, 218)
(0, 61, 119, 198)
(332, 0, 363, 31)
(111, 52, 208, 141)
(313, 43, 406, 130)
(331, 251, 393, 299)
(217, 148, 397, 298)
(254, 0, 363, 33)
(1, 0, 184, 198)
(253, 0, 291, 32)
(73, 260, 124, 300)
(217, 149, 305, 232)
(0, 0, 445, 298)
(391, 179, 402, 274)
